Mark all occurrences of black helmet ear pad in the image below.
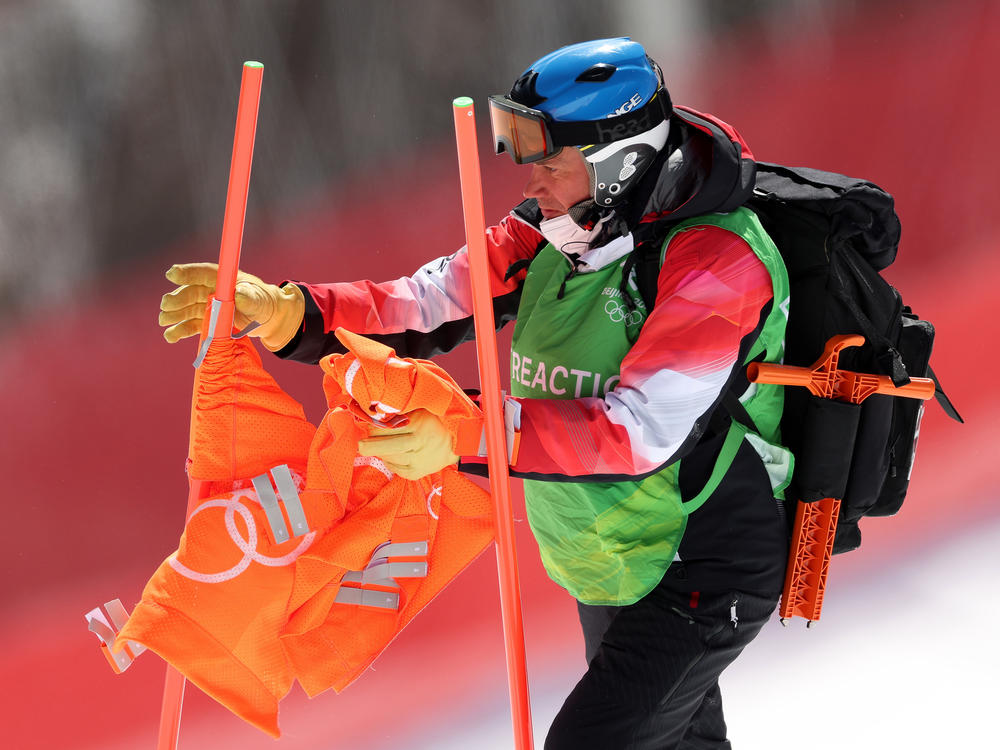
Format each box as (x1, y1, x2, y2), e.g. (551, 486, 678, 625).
(587, 142, 659, 207)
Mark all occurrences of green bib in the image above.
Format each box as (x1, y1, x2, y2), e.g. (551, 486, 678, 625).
(511, 208, 790, 605)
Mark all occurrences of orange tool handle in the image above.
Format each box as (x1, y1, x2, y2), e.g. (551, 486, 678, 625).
(748, 334, 936, 627)
(746, 362, 815, 388)
(748, 362, 936, 402)
(453, 97, 534, 750)
(747, 333, 936, 404)
(159, 61, 264, 750)
(779, 496, 841, 624)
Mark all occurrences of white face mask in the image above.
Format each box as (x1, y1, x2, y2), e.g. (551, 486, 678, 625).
(538, 212, 610, 256)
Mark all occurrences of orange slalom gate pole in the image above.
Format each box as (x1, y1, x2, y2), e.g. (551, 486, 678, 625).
(213, 61, 264, 330)
(747, 334, 936, 626)
(157, 60, 263, 750)
(452, 97, 534, 750)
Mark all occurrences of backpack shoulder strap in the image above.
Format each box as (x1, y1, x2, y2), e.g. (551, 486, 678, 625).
(632, 238, 662, 313)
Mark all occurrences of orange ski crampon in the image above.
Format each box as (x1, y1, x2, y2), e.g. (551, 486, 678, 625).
(747, 334, 936, 625)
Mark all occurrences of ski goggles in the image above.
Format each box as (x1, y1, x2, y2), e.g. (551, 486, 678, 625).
(488, 91, 672, 165)
(488, 95, 560, 164)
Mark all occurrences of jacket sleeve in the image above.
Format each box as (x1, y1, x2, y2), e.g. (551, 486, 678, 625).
(274, 214, 544, 364)
(464, 225, 775, 481)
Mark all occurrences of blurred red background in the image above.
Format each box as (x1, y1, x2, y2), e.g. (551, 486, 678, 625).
(0, 2, 995, 748)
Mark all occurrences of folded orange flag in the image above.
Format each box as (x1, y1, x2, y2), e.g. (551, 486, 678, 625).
(118, 329, 493, 737)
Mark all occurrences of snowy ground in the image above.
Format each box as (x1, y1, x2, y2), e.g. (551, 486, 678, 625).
(400, 513, 1000, 750)
(79, 510, 998, 750)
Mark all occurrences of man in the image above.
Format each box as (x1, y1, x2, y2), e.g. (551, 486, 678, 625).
(160, 38, 792, 749)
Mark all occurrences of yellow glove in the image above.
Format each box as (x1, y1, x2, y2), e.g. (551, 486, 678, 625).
(158, 262, 305, 351)
(357, 409, 460, 480)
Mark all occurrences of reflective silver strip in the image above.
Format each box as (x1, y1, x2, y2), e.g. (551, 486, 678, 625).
(340, 570, 368, 585)
(339, 539, 429, 592)
(342, 561, 427, 586)
(334, 587, 399, 610)
(192, 298, 223, 369)
(85, 607, 116, 648)
(270, 464, 309, 538)
(368, 412, 409, 428)
(103, 599, 129, 630)
(251, 473, 290, 544)
(104, 599, 145, 656)
(476, 398, 520, 460)
(504, 396, 521, 462)
(232, 320, 262, 339)
(375, 541, 429, 559)
(85, 606, 134, 671)
(376, 560, 428, 580)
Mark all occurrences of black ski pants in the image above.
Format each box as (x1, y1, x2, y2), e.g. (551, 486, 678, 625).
(544, 575, 778, 749)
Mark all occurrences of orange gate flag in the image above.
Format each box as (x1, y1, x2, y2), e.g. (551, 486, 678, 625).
(156, 60, 265, 750)
(117, 328, 494, 737)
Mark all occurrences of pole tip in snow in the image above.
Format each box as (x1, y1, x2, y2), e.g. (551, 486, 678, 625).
(453, 96, 474, 108)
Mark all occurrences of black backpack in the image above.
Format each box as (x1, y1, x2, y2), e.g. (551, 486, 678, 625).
(636, 162, 962, 553)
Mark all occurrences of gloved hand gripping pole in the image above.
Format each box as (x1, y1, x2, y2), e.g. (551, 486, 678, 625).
(452, 97, 534, 750)
(158, 61, 263, 750)
(747, 334, 936, 626)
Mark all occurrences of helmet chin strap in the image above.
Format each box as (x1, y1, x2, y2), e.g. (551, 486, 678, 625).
(567, 198, 609, 232)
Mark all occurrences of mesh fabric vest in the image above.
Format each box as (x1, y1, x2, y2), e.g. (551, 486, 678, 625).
(511, 207, 790, 605)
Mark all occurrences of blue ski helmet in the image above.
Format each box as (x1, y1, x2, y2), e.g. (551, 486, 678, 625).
(489, 37, 672, 208)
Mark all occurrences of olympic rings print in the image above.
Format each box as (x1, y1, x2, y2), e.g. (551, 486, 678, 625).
(169, 489, 316, 584)
(604, 298, 643, 326)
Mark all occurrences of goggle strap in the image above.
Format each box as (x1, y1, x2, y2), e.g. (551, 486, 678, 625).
(547, 91, 671, 148)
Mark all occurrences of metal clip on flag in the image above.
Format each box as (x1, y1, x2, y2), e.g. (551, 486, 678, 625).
(157, 60, 264, 750)
(85, 599, 147, 674)
(747, 334, 936, 626)
(452, 97, 534, 750)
